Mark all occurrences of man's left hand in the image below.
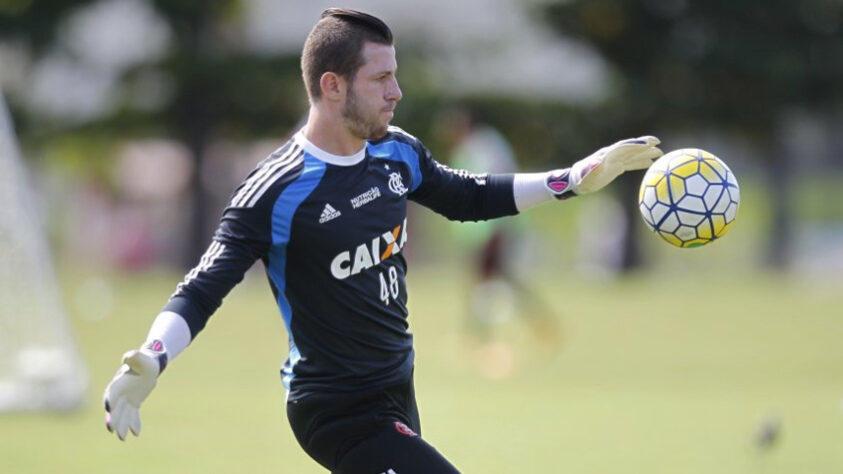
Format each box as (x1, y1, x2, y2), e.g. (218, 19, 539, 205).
(571, 136, 663, 195)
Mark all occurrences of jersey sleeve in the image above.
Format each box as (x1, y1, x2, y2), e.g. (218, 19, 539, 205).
(160, 144, 304, 339)
(409, 139, 519, 222)
(161, 206, 270, 339)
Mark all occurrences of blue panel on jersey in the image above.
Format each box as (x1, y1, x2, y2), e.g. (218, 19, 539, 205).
(268, 154, 326, 334)
(367, 140, 422, 192)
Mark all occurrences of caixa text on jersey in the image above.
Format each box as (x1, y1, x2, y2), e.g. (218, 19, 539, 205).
(330, 219, 408, 279)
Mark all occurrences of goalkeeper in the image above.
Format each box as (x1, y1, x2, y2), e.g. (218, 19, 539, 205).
(104, 8, 662, 474)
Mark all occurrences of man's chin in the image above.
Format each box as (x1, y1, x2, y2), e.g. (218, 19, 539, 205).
(369, 124, 389, 140)
(359, 123, 389, 141)
(346, 117, 390, 141)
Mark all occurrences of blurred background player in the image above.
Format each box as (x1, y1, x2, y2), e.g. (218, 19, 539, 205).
(440, 108, 562, 378)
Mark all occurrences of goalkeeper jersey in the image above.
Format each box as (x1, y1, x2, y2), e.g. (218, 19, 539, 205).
(163, 126, 517, 400)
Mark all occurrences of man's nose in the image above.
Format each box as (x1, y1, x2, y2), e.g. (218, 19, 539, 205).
(386, 78, 402, 102)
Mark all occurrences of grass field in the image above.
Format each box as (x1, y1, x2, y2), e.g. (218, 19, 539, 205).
(2, 257, 842, 474)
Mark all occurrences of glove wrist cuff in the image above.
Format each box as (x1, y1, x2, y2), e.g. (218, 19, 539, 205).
(545, 168, 579, 200)
(141, 340, 168, 375)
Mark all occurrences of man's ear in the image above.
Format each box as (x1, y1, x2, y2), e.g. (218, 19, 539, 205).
(320, 72, 346, 101)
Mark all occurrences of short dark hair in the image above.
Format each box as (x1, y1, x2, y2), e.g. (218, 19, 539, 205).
(301, 8, 394, 101)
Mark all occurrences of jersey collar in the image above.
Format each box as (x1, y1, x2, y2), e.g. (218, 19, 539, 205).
(293, 131, 367, 167)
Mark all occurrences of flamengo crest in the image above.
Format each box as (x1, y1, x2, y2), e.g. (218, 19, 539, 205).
(388, 172, 407, 196)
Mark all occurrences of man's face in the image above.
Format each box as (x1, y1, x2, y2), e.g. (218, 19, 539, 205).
(342, 42, 402, 140)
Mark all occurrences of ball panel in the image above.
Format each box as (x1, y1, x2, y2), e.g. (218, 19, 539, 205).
(639, 203, 655, 228)
(711, 193, 730, 214)
(699, 161, 721, 183)
(725, 201, 738, 222)
(703, 158, 726, 178)
(667, 152, 698, 170)
(651, 202, 670, 225)
(715, 220, 734, 238)
(649, 155, 671, 173)
(703, 184, 723, 210)
(668, 175, 685, 203)
(659, 231, 683, 247)
(698, 221, 713, 240)
(683, 238, 709, 248)
(685, 174, 708, 196)
(728, 184, 740, 204)
(677, 211, 706, 226)
(656, 179, 671, 204)
(672, 160, 700, 179)
(660, 213, 680, 233)
(699, 150, 717, 160)
(711, 214, 727, 234)
(726, 170, 739, 187)
(643, 171, 666, 187)
(678, 195, 706, 213)
(676, 225, 697, 241)
(642, 186, 657, 209)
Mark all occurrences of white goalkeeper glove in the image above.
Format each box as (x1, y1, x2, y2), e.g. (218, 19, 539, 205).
(545, 136, 663, 199)
(103, 341, 167, 441)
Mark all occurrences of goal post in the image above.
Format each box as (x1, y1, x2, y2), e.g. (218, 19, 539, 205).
(0, 90, 88, 411)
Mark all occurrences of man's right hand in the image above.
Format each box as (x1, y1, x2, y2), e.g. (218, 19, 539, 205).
(103, 342, 167, 441)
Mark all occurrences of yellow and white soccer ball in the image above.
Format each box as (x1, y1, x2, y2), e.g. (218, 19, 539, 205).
(638, 148, 740, 248)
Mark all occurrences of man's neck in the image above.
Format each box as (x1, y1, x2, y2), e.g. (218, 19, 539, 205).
(302, 108, 366, 156)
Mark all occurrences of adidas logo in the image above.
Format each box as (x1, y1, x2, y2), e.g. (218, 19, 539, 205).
(319, 203, 341, 224)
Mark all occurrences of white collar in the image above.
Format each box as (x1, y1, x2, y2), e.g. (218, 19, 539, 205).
(293, 131, 367, 166)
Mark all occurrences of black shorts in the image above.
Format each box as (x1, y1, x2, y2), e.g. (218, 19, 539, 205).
(287, 375, 461, 474)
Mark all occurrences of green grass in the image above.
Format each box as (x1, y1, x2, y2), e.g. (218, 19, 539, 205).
(2, 264, 843, 473)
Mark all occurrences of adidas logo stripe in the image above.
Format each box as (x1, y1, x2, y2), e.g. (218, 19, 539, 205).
(319, 203, 341, 224)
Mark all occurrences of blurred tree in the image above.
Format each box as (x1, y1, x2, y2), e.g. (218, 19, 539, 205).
(539, 0, 843, 268)
(141, 0, 305, 267)
(0, 0, 88, 50)
(1, 0, 306, 267)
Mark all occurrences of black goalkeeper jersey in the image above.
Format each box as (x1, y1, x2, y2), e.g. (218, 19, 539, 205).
(163, 127, 518, 400)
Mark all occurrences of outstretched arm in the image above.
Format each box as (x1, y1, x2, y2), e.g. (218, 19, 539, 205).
(102, 235, 261, 441)
(103, 197, 279, 440)
(409, 134, 662, 218)
(513, 136, 663, 211)
(102, 146, 305, 440)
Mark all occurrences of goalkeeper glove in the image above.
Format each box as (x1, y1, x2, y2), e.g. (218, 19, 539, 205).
(545, 136, 663, 199)
(103, 340, 167, 441)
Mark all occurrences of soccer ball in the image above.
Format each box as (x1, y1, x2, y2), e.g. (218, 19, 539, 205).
(638, 148, 740, 248)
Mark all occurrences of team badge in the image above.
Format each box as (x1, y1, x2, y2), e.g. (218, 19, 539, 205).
(388, 172, 408, 196)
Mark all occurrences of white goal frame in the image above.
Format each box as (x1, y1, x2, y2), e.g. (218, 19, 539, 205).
(0, 90, 87, 411)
